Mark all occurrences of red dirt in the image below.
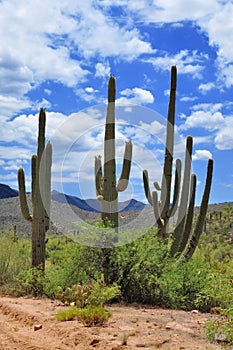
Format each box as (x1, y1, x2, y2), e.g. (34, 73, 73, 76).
(0, 296, 224, 349)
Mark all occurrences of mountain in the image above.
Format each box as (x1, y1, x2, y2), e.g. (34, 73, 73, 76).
(0, 184, 18, 199)
(51, 190, 96, 212)
(0, 184, 146, 212)
(52, 191, 146, 212)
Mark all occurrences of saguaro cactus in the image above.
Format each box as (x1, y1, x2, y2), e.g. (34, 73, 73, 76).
(18, 108, 52, 270)
(143, 66, 213, 261)
(95, 75, 132, 231)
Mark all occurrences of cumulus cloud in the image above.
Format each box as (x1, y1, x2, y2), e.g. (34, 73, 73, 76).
(198, 82, 215, 94)
(0, 0, 155, 118)
(193, 149, 212, 161)
(117, 87, 154, 105)
(180, 96, 198, 103)
(214, 116, 233, 150)
(180, 110, 225, 131)
(144, 50, 207, 79)
(99, 0, 219, 23)
(179, 103, 233, 150)
(0, 95, 31, 119)
(100, 1, 233, 87)
(95, 62, 111, 77)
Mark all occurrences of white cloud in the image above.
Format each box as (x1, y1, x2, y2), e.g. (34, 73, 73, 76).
(198, 82, 215, 94)
(0, 95, 31, 119)
(75, 88, 100, 102)
(193, 149, 212, 161)
(95, 62, 111, 77)
(214, 116, 233, 150)
(199, 3, 233, 62)
(179, 103, 233, 150)
(180, 110, 225, 131)
(0, 0, 155, 118)
(192, 103, 223, 113)
(100, 1, 233, 87)
(145, 50, 207, 78)
(216, 58, 233, 88)
(85, 87, 98, 93)
(44, 89, 52, 96)
(100, 0, 219, 23)
(117, 87, 154, 105)
(180, 96, 198, 103)
(192, 135, 213, 145)
(0, 49, 33, 97)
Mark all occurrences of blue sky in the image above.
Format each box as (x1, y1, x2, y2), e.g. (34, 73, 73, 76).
(0, 0, 233, 205)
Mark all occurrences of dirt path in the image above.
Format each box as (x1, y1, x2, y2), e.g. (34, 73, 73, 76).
(0, 296, 223, 350)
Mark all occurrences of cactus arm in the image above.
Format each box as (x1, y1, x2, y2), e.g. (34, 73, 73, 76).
(160, 66, 177, 219)
(180, 158, 213, 262)
(170, 136, 193, 256)
(116, 141, 132, 192)
(178, 173, 196, 253)
(37, 108, 46, 163)
(95, 155, 103, 197)
(143, 169, 153, 206)
(154, 181, 161, 191)
(18, 167, 32, 222)
(168, 158, 181, 218)
(43, 141, 52, 231)
(31, 154, 37, 206)
(152, 191, 164, 228)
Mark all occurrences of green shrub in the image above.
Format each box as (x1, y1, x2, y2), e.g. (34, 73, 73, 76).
(204, 307, 233, 345)
(76, 305, 111, 326)
(86, 276, 121, 306)
(54, 277, 121, 307)
(8, 267, 46, 296)
(0, 236, 31, 286)
(54, 283, 93, 307)
(55, 306, 79, 321)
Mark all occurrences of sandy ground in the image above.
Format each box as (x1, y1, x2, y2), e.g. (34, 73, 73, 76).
(0, 296, 225, 350)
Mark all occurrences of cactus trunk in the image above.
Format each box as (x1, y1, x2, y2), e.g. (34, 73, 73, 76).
(143, 66, 213, 262)
(95, 75, 132, 232)
(18, 108, 52, 272)
(102, 77, 118, 227)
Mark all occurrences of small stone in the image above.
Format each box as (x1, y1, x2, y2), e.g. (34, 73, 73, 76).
(214, 333, 227, 343)
(34, 324, 42, 331)
(90, 338, 100, 346)
(191, 310, 199, 314)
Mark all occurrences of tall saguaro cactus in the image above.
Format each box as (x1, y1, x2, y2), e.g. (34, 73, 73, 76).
(95, 75, 133, 231)
(143, 66, 213, 261)
(18, 108, 52, 270)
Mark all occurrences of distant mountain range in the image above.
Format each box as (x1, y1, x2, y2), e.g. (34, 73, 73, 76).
(0, 184, 18, 199)
(0, 183, 146, 212)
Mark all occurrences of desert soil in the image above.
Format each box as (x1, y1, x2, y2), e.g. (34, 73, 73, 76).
(0, 296, 225, 350)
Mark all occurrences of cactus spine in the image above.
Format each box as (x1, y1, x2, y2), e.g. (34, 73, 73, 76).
(95, 75, 132, 231)
(143, 66, 213, 260)
(18, 108, 52, 270)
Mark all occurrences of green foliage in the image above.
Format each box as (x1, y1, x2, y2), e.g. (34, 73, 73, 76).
(55, 283, 93, 307)
(55, 305, 111, 326)
(110, 228, 219, 310)
(9, 267, 46, 297)
(76, 305, 112, 326)
(0, 205, 233, 341)
(204, 307, 233, 345)
(55, 306, 79, 321)
(54, 277, 120, 307)
(0, 235, 31, 291)
(87, 276, 121, 306)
